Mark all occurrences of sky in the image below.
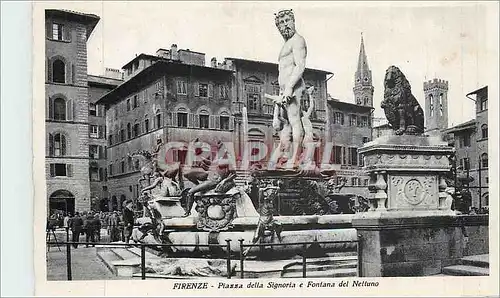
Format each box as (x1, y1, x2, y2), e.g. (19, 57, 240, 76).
(41, 1, 493, 126)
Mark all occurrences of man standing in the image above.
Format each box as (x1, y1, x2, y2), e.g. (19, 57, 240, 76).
(84, 212, 96, 247)
(122, 200, 135, 243)
(63, 213, 72, 242)
(270, 9, 307, 168)
(70, 212, 83, 248)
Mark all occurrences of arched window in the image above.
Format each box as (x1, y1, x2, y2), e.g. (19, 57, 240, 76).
(53, 98, 66, 120)
(52, 59, 66, 83)
(481, 124, 488, 139)
(481, 153, 488, 168)
(199, 109, 210, 129)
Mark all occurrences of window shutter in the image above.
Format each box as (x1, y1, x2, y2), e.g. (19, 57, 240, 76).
(64, 24, 71, 41)
(208, 84, 213, 98)
(194, 114, 200, 128)
(50, 164, 55, 177)
(61, 135, 67, 155)
(46, 21, 52, 39)
(66, 99, 73, 120)
(99, 125, 104, 138)
(71, 64, 76, 85)
(172, 112, 177, 126)
(48, 133, 54, 156)
(47, 58, 53, 82)
(194, 83, 199, 97)
(215, 116, 221, 130)
(209, 115, 215, 129)
(229, 116, 234, 130)
(48, 97, 54, 119)
(66, 164, 73, 177)
(99, 146, 103, 159)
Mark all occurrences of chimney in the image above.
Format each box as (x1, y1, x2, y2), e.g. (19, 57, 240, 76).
(210, 57, 217, 68)
(171, 44, 179, 60)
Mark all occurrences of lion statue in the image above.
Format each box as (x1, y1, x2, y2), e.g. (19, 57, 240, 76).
(381, 66, 424, 135)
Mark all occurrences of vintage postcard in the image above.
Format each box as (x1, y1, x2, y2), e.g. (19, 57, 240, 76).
(33, 1, 498, 296)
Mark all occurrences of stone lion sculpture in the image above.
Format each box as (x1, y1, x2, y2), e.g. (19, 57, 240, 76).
(381, 66, 424, 135)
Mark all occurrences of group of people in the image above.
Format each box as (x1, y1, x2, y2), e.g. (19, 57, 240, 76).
(47, 200, 137, 248)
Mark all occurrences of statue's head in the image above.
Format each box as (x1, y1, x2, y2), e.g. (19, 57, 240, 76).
(275, 9, 296, 39)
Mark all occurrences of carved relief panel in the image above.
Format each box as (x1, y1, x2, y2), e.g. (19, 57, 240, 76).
(387, 174, 439, 210)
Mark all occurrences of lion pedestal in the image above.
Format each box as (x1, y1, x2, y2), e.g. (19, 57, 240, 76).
(352, 134, 465, 277)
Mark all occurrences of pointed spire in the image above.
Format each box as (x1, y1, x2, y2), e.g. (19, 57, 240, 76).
(357, 32, 370, 73)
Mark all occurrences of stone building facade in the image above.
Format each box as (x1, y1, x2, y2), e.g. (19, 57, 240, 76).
(87, 73, 122, 211)
(99, 48, 235, 211)
(45, 10, 100, 214)
(443, 86, 489, 210)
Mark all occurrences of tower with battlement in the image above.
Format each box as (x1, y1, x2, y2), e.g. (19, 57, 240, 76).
(424, 78, 449, 133)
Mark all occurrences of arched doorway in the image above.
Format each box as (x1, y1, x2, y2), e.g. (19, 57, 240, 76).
(49, 190, 75, 215)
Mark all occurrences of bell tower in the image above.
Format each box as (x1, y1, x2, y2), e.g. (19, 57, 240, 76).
(353, 33, 374, 107)
(423, 78, 449, 133)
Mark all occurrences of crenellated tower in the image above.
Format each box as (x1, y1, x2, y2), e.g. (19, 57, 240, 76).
(353, 33, 374, 107)
(423, 78, 449, 133)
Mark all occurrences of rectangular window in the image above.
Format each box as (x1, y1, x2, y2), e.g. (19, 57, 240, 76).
(362, 137, 370, 143)
(109, 164, 113, 176)
(133, 95, 138, 108)
(144, 119, 150, 132)
(90, 125, 99, 138)
(177, 80, 187, 95)
(351, 177, 359, 186)
(199, 83, 208, 97)
(90, 167, 100, 181)
(332, 146, 342, 164)
(350, 114, 357, 126)
(333, 112, 344, 125)
(178, 113, 188, 128)
(52, 23, 64, 40)
(480, 98, 488, 111)
(89, 145, 99, 159)
(220, 116, 230, 130)
(121, 161, 125, 173)
(360, 116, 368, 127)
(463, 134, 471, 147)
(247, 94, 259, 111)
(349, 147, 358, 166)
(89, 103, 97, 116)
(199, 114, 209, 129)
(363, 178, 369, 186)
(220, 85, 229, 99)
(52, 163, 67, 177)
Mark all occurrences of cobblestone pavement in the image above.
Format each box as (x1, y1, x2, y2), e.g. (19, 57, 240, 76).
(46, 229, 124, 281)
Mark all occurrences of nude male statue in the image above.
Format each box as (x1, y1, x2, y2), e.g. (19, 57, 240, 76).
(270, 9, 307, 168)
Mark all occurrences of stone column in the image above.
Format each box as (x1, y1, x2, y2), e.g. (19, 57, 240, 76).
(353, 134, 464, 277)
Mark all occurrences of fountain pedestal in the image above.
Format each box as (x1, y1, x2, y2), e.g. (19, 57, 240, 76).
(352, 135, 463, 277)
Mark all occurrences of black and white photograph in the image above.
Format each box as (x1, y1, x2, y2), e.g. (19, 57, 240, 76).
(30, 1, 498, 296)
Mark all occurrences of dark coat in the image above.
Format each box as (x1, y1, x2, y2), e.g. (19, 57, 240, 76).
(71, 216, 84, 231)
(123, 208, 134, 226)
